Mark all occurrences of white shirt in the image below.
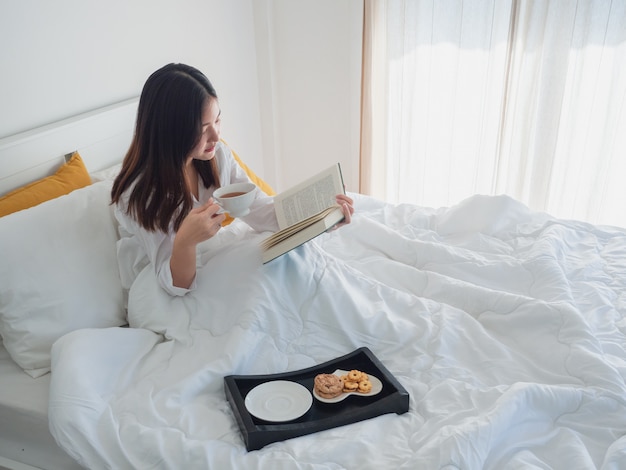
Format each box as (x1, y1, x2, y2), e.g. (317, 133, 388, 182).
(114, 142, 278, 296)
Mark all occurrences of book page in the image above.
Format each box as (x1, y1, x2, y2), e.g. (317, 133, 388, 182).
(261, 206, 345, 263)
(261, 206, 339, 250)
(274, 163, 344, 230)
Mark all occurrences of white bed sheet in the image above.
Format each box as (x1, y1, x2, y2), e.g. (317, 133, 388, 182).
(48, 193, 626, 469)
(0, 340, 82, 470)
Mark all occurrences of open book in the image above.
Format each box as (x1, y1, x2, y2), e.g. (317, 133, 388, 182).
(261, 163, 345, 263)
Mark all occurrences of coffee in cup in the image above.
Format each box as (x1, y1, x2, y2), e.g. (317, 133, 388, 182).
(213, 182, 256, 217)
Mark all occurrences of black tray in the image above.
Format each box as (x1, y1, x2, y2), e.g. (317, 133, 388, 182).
(224, 347, 409, 451)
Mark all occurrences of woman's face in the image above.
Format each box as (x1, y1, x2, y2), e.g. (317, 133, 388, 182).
(189, 97, 221, 162)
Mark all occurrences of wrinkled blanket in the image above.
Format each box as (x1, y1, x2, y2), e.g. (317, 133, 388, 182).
(49, 194, 626, 469)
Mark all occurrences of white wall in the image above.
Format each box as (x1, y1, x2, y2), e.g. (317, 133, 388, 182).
(253, 0, 363, 192)
(0, 0, 263, 177)
(0, 0, 363, 192)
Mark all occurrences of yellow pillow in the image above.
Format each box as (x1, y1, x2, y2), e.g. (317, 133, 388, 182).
(0, 152, 92, 217)
(222, 141, 275, 226)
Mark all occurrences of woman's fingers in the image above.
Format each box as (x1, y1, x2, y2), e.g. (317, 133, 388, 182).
(181, 199, 225, 243)
(341, 203, 352, 224)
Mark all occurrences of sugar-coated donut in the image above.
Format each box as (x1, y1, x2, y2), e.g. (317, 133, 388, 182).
(314, 373, 344, 399)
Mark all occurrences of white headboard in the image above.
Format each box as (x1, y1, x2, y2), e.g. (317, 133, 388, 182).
(0, 97, 138, 196)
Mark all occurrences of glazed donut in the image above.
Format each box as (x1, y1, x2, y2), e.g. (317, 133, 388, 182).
(357, 380, 372, 393)
(347, 370, 362, 382)
(314, 373, 344, 399)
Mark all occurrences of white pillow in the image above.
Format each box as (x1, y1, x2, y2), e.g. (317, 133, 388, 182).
(0, 180, 126, 377)
(89, 162, 122, 183)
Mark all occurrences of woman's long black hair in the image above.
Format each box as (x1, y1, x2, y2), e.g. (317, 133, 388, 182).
(111, 63, 220, 232)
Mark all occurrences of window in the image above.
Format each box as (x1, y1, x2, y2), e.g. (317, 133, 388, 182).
(361, 0, 626, 228)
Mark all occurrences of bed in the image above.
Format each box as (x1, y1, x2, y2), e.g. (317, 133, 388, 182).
(0, 100, 625, 470)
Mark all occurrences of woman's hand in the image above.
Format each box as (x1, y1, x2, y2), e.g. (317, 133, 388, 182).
(334, 193, 354, 228)
(171, 199, 225, 288)
(177, 198, 225, 245)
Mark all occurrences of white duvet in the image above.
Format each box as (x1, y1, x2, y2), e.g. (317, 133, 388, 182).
(49, 193, 626, 469)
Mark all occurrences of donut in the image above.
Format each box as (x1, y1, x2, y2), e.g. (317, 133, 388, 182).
(314, 373, 344, 399)
(357, 380, 372, 393)
(347, 370, 362, 382)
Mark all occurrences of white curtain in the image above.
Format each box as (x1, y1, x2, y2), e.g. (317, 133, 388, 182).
(361, 0, 626, 228)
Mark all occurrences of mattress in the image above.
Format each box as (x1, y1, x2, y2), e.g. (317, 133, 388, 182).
(0, 340, 82, 470)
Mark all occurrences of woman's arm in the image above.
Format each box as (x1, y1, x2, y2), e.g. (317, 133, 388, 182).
(170, 199, 224, 289)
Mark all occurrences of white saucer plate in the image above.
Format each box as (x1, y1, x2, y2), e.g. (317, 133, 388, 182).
(312, 369, 383, 403)
(245, 380, 313, 422)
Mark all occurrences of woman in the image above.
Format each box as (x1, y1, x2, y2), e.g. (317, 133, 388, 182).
(111, 63, 353, 296)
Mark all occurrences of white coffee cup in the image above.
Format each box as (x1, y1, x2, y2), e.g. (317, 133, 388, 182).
(213, 182, 256, 217)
